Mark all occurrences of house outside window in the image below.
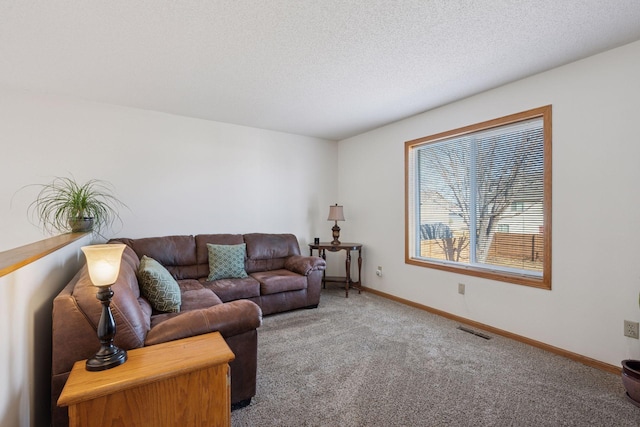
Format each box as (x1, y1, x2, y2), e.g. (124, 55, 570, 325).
(405, 105, 552, 289)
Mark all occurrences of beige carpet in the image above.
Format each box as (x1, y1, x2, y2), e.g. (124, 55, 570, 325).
(231, 287, 640, 426)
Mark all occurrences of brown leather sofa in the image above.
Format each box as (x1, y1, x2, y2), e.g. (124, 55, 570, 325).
(51, 233, 325, 427)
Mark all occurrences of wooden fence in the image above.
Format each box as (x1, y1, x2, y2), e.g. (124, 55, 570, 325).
(420, 232, 544, 271)
(488, 232, 544, 262)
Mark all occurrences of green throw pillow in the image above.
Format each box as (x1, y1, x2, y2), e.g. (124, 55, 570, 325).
(137, 255, 181, 313)
(207, 243, 248, 281)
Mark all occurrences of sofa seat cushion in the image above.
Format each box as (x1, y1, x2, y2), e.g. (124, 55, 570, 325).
(179, 280, 224, 311)
(251, 269, 307, 295)
(150, 291, 221, 327)
(202, 276, 261, 302)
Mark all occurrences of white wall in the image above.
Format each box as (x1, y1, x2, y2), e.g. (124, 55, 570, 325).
(0, 89, 338, 426)
(0, 235, 90, 427)
(0, 88, 338, 252)
(338, 40, 640, 367)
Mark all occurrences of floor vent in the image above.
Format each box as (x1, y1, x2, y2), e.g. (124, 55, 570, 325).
(457, 326, 492, 340)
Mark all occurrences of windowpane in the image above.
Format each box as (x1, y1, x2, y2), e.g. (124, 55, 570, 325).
(405, 106, 551, 289)
(474, 118, 544, 274)
(417, 138, 471, 264)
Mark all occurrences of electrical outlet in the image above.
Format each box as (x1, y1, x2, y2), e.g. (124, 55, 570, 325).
(458, 283, 465, 295)
(624, 320, 639, 339)
(376, 266, 383, 277)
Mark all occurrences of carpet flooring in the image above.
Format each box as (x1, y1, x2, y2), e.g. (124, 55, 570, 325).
(231, 287, 640, 426)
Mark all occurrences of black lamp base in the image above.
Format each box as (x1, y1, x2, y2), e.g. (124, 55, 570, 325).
(86, 285, 128, 371)
(86, 346, 128, 371)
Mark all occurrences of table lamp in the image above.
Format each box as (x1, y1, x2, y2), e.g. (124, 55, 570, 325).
(327, 204, 345, 245)
(81, 243, 128, 371)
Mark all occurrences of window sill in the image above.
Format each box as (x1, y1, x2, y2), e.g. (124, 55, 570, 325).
(405, 257, 551, 290)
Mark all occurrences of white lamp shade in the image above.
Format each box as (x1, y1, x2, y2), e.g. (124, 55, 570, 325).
(327, 204, 345, 221)
(81, 244, 126, 287)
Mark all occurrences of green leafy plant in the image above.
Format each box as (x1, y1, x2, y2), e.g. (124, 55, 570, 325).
(26, 176, 127, 236)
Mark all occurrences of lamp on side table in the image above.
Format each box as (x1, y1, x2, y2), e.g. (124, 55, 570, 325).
(327, 204, 345, 245)
(81, 243, 127, 371)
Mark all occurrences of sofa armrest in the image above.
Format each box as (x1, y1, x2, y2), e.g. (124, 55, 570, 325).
(284, 255, 326, 276)
(144, 300, 262, 346)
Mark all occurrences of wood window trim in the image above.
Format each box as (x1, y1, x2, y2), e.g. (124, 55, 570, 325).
(404, 105, 552, 290)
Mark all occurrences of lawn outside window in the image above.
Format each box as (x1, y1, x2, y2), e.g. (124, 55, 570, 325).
(405, 105, 552, 289)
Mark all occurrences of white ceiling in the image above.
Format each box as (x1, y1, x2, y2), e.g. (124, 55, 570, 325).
(2, 1, 640, 141)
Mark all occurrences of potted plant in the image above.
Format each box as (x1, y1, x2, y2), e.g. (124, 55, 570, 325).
(26, 175, 127, 236)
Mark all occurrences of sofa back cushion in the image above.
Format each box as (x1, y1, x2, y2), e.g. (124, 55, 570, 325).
(72, 246, 149, 349)
(243, 233, 301, 273)
(113, 233, 303, 278)
(115, 235, 198, 280)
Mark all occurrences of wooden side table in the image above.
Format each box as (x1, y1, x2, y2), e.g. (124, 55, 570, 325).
(309, 242, 362, 297)
(58, 332, 235, 427)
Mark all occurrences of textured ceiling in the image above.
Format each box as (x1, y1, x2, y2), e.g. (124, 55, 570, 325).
(2, 1, 640, 140)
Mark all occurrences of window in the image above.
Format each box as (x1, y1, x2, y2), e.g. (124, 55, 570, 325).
(405, 106, 552, 289)
(497, 224, 510, 233)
